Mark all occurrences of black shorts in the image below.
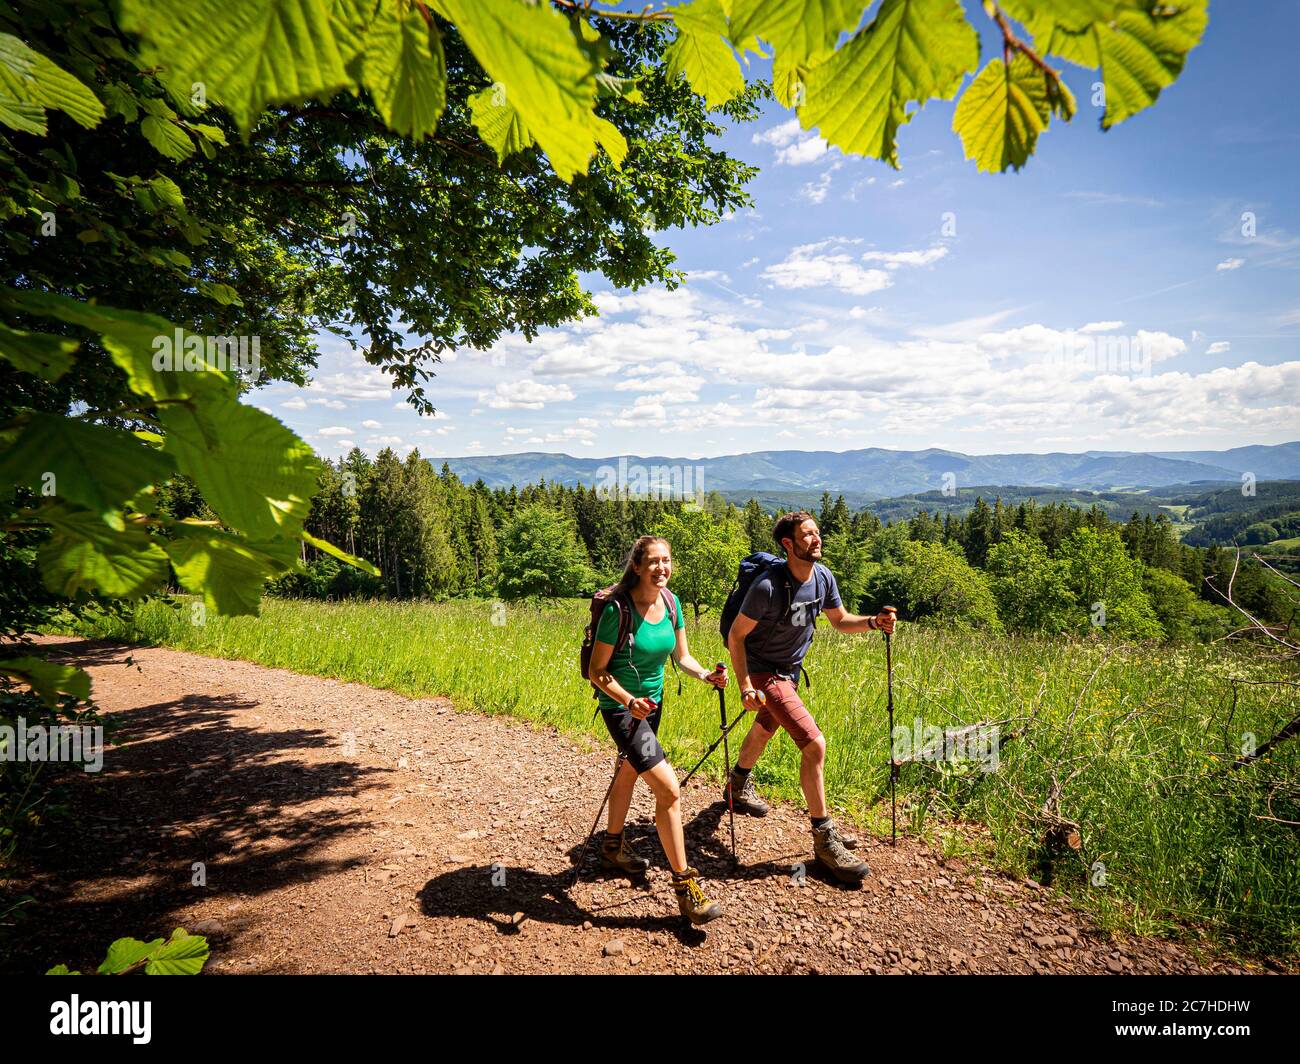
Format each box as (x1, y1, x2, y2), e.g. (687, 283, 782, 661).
(599, 700, 665, 774)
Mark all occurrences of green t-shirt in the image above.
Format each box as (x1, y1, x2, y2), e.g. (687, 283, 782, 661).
(594, 591, 683, 710)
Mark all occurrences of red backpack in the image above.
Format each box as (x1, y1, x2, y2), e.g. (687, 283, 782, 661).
(580, 584, 680, 699)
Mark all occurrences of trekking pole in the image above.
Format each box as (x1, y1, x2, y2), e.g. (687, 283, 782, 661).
(571, 749, 627, 888)
(679, 710, 747, 787)
(883, 607, 898, 847)
(716, 663, 738, 865)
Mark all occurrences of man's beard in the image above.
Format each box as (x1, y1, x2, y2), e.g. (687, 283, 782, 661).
(792, 542, 821, 562)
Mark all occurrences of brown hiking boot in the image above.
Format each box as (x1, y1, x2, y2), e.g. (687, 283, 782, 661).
(813, 821, 870, 883)
(671, 867, 723, 925)
(599, 831, 649, 875)
(724, 769, 769, 817)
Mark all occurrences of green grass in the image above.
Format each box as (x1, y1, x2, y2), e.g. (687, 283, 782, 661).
(63, 596, 1299, 960)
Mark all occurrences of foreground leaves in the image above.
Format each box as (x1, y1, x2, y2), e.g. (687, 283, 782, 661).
(0, 655, 92, 707)
(801, 0, 979, 168)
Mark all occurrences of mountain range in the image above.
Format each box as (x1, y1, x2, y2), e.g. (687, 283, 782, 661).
(433, 442, 1300, 499)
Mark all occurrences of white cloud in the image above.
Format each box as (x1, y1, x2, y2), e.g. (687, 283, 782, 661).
(689, 269, 732, 284)
(1206, 341, 1231, 355)
(1079, 321, 1124, 333)
(860, 245, 948, 268)
(752, 117, 830, 165)
(752, 119, 801, 147)
(762, 241, 945, 296)
(281, 397, 307, 410)
(478, 379, 575, 410)
(318, 426, 353, 436)
(306, 366, 394, 400)
(800, 170, 834, 204)
(361, 419, 382, 429)
(763, 250, 892, 296)
(1217, 257, 1245, 271)
(524, 427, 596, 447)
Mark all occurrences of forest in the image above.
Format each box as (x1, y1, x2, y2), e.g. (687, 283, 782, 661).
(240, 448, 1294, 644)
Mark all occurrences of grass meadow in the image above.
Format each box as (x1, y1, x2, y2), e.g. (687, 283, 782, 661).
(66, 596, 1299, 960)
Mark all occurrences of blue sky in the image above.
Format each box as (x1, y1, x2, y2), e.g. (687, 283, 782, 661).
(258, 0, 1300, 463)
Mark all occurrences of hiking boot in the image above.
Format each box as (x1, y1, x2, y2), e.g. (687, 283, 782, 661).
(671, 867, 723, 925)
(599, 831, 650, 875)
(813, 821, 870, 884)
(828, 821, 860, 850)
(724, 769, 769, 817)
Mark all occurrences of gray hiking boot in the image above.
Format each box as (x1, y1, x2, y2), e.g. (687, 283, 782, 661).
(724, 768, 769, 817)
(813, 820, 870, 883)
(828, 821, 860, 850)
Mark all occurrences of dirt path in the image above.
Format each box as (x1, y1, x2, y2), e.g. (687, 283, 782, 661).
(1, 636, 1251, 975)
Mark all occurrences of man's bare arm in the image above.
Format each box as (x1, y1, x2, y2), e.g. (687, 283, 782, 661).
(824, 605, 896, 634)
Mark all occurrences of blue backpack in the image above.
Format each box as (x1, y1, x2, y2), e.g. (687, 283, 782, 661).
(720, 552, 823, 687)
(720, 552, 788, 643)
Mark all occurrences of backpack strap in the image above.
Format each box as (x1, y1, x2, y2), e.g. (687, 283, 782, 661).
(611, 588, 634, 653)
(660, 588, 678, 628)
(661, 589, 683, 696)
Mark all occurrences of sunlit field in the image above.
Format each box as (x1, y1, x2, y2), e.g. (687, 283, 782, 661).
(68, 596, 1299, 959)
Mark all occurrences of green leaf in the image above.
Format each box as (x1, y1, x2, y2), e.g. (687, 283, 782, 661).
(770, 52, 808, 107)
(26, 45, 107, 129)
(98, 936, 164, 975)
(801, 0, 979, 168)
(0, 34, 105, 133)
(1005, 0, 1137, 32)
(664, 1, 746, 109)
(101, 82, 140, 122)
(1097, 1, 1207, 127)
(144, 928, 210, 975)
(141, 114, 195, 160)
(362, 7, 446, 140)
(0, 37, 44, 134)
(952, 54, 1050, 173)
(1004, 0, 1208, 117)
(148, 175, 186, 210)
(37, 503, 171, 599)
(45, 964, 80, 975)
(0, 322, 78, 381)
(302, 529, 380, 576)
(0, 655, 91, 707)
(0, 288, 233, 404)
(438, 0, 603, 182)
(187, 122, 228, 146)
(159, 391, 321, 539)
(468, 86, 536, 163)
(0, 412, 176, 521)
(595, 72, 645, 104)
(118, 0, 358, 136)
(592, 116, 628, 167)
(165, 524, 301, 615)
(728, 0, 863, 64)
(197, 280, 243, 306)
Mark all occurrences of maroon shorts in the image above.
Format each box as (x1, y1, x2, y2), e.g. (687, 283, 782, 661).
(750, 672, 821, 749)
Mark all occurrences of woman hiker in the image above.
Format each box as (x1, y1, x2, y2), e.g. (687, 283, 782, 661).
(588, 535, 728, 926)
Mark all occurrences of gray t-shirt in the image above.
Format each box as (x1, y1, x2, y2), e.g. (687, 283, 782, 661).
(739, 563, 842, 680)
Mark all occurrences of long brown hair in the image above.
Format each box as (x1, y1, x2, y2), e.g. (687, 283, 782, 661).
(615, 535, 670, 594)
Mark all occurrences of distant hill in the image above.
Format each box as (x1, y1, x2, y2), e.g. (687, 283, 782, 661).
(433, 442, 1299, 498)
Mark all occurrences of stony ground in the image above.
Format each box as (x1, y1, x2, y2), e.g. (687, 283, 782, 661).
(1, 636, 1260, 975)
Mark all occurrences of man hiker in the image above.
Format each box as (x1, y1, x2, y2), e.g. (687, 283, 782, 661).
(724, 510, 897, 883)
